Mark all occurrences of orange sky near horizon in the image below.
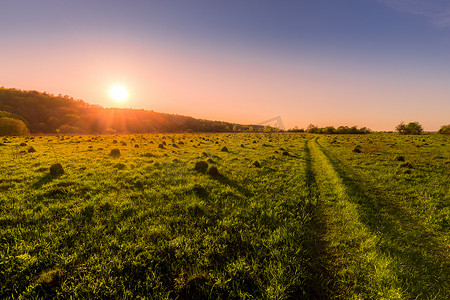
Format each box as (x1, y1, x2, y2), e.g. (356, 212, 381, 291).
(1, 1, 450, 131)
(2, 38, 447, 132)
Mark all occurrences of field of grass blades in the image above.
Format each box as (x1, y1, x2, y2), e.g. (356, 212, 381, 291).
(1, 133, 325, 299)
(310, 136, 449, 299)
(0, 133, 448, 299)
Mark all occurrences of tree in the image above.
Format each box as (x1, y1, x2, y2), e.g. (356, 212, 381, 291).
(0, 117, 29, 136)
(322, 126, 336, 134)
(306, 124, 319, 133)
(58, 124, 80, 134)
(396, 122, 407, 134)
(406, 122, 423, 135)
(288, 126, 304, 133)
(396, 121, 423, 135)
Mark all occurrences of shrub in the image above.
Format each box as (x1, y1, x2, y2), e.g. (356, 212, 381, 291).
(438, 124, 450, 135)
(0, 117, 29, 136)
(252, 160, 261, 167)
(396, 122, 423, 135)
(221, 146, 229, 152)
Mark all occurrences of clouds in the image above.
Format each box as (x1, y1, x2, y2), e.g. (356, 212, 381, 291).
(377, 0, 450, 27)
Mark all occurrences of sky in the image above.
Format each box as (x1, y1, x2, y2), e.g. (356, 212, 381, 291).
(1, 0, 449, 131)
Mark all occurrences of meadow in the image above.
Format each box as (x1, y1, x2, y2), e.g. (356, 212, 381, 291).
(0, 132, 448, 299)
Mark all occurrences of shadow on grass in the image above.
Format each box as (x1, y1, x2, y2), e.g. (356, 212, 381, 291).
(316, 139, 450, 298)
(32, 173, 61, 189)
(212, 174, 254, 198)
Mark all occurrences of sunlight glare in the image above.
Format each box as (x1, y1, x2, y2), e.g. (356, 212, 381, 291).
(109, 85, 129, 102)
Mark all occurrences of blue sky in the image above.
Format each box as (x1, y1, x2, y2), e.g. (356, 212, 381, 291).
(1, 0, 449, 130)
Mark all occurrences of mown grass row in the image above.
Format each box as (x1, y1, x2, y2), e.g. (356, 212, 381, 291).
(308, 137, 403, 299)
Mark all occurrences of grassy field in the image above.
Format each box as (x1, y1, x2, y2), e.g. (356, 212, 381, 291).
(0, 133, 448, 299)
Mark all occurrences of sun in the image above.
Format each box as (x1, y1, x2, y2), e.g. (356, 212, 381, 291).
(109, 85, 129, 102)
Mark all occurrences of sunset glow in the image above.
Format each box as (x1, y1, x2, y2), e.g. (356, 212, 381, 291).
(0, 1, 449, 297)
(1, 1, 450, 130)
(109, 85, 128, 103)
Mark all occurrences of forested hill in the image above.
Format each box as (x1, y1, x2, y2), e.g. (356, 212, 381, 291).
(0, 88, 262, 134)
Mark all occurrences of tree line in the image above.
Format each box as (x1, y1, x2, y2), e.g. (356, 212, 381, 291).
(1, 87, 448, 136)
(288, 124, 372, 134)
(0, 88, 263, 134)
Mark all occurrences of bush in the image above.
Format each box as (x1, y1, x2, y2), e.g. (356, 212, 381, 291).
(304, 124, 370, 134)
(438, 124, 450, 135)
(396, 122, 423, 135)
(0, 117, 29, 136)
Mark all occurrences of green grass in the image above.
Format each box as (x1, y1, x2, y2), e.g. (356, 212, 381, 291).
(0, 133, 448, 299)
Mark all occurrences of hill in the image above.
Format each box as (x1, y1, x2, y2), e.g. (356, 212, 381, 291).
(0, 87, 263, 134)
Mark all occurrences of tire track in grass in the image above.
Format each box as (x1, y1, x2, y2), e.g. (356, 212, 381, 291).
(308, 137, 404, 299)
(314, 138, 450, 299)
(303, 138, 343, 299)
